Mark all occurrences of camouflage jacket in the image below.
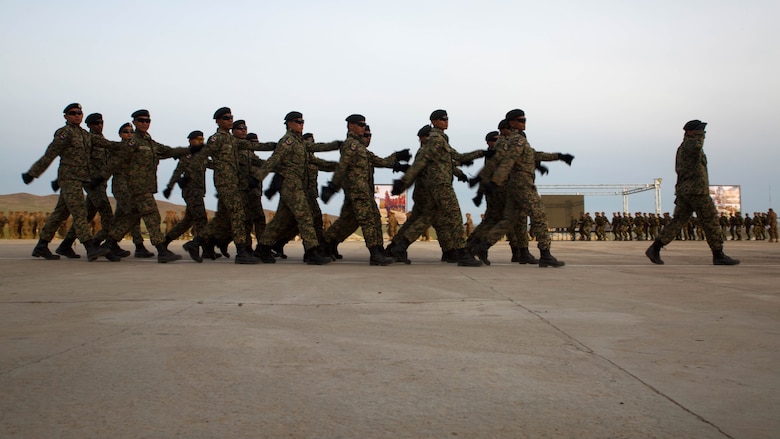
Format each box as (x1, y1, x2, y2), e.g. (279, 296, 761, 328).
(306, 152, 337, 198)
(674, 133, 709, 195)
(166, 152, 210, 198)
(491, 130, 559, 188)
(332, 132, 397, 196)
(102, 131, 189, 194)
(402, 128, 482, 188)
(28, 122, 91, 182)
(252, 129, 310, 194)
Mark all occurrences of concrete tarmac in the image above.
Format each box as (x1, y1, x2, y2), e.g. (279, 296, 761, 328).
(1, 239, 778, 439)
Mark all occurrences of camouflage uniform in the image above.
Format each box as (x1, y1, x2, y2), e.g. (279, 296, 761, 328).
(324, 132, 398, 249)
(163, 151, 209, 240)
(655, 133, 724, 250)
(481, 130, 560, 251)
(102, 131, 190, 245)
(0, 212, 7, 238)
(396, 127, 483, 252)
(27, 122, 95, 244)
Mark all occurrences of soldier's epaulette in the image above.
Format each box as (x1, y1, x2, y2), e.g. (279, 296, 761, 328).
(283, 136, 293, 146)
(208, 135, 218, 143)
(127, 139, 137, 147)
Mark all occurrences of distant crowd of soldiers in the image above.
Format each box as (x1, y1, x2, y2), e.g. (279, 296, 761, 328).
(567, 210, 778, 242)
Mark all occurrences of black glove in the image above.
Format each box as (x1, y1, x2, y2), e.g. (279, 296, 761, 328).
(395, 148, 411, 162)
(461, 159, 474, 167)
(391, 179, 405, 196)
(483, 149, 496, 159)
(484, 181, 498, 195)
(189, 144, 203, 154)
(468, 177, 481, 188)
(248, 175, 260, 189)
(51, 179, 60, 192)
(558, 153, 574, 165)
(264, 173, 284, 199)
(321, 181, 338, 203)
(88, 176, 105, 189)
(535, 161, 549, 175)
(457, 174, 468, 183)
(21, 173, 34, 185)
(392, 162, 410, 173)
(473, 192, 484, 207)
(162, 187, 172, 199)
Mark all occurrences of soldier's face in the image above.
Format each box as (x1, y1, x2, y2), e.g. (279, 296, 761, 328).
(349, 122, 366, 137)
(88, 121, 104, 135)
(363, 132, 372, 146)
(189, 137, 205, 147)
(119, 126, 134, 140)
(217, 115, 234, 130)
(232, 124, 247, 139)
(432, 118, 448, 130)
(64, 109, 84, 125)
(134, 117, 151, 133)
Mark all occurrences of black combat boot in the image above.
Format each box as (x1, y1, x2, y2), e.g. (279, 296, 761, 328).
(645, 239, 664, 265)
(457, 248, 483, 267)
(271, 241, 288, 259)
(331, 241, 343, 260)
(109, 239, 131, 258)
(183, 237, 203, 263)
(304, 246, 331, 265)
(712, 249, 740, 265)
(134, 242, 155, 258)
(235, 244, 260, 264)
(538, 248, 565, 267)
(254, 244, 276, 264)
(389, 238, 411, 264)
(86, 239, 115, 262)
(201, 237, 221, 260)
(156, 242, 182, 263)
(517, 247, 540, 265)
(443, 249, 459, 263)
(369, 245, 394, 266)
(55, 237, 80, 259)
(510, 245, 519, 263)
(33, 239, 60, 260)
(218, 239, 231, 258)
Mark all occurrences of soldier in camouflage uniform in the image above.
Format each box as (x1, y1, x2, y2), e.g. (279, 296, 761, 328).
(96, 109, 192, 263)
(55, 113, 124, 258)
(162, 131, 210, 245)
(389, 110, 487, 266)
(320, 114, 408, 265)
(768, 208, 778, 242)
(743, 213, 752, 240)
(22, 103, 110, 261)
(468, 109, 573, 267)
(252, 112, 333, 265)
(0, 211, 7, 239)
(110, 123, 155, 258)
(646, 120, 739, 265)
(719, 213, 729, 240)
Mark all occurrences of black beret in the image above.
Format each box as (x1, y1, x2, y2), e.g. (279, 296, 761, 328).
(417, 125, 432, 137)
(345, 114, 366, 124)
(85, 113, 103, 125)
(246, 132, 259, 141)
(302, 133, 314, 140)
(683, 120, 707, 131)
(497, 119, 509, 130)
(63, 103, 81, 113)
(187, 130, 204, 140)
(505, 109, 525, 120)
(429, 109, 448, 121)
(132, 109, 150, 119)
(485, 131, 499, 142)
(284, 111, 303, 122)
(118, 122, 132, 134)
(213, 107, 231, 119)
(232, 120, 247, 129)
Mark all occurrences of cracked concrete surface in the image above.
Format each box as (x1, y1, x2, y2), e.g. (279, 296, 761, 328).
(1, 239, 778, 438)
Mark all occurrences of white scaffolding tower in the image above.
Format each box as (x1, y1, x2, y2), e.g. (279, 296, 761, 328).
(537, 178, 663, 214)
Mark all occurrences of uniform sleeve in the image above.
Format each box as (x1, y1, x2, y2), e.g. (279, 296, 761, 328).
(401, 141, 435, 187)
(253, 140, 287, 181)
(238, 138, 276, 152)
(310, 155, 337, 172)
(369, 151, 397, 168)
(307, 140, 341, 152)
(534, 151, 559, 162)
(452, 148, 484, 165)
(27, 132, 68, 177)
(490, 145, 519, 186)
(101, 142, 131, 179)
(152, 140, 190, 159)
(166, 159, 187, 189)
(331, 141, 357, 189)
(91, 134, 123, 153)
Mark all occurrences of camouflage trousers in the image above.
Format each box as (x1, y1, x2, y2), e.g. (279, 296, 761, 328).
(246, 189, 266, 242)
(109, 192, 164, 245)
(397, 183, 466, 252)
(260, 184, 319, 251)
(468, 188, 530, 248)
(324, 191, 383, 248)
(657, 195, 723, 251)
(199, 186, 248, 246)
(483, 183, 552, 251)
(165, 194, 208, 241)
(65, 183, 113, 242)
(39, 178, 93, 243)
(112, 183, 145, 246)
(276, 193, 324, 245)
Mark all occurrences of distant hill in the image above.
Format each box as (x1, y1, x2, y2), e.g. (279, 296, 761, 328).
(0, 193, 207, 216)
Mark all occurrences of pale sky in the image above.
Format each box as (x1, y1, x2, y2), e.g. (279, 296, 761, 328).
(2, 0, 778, 217)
